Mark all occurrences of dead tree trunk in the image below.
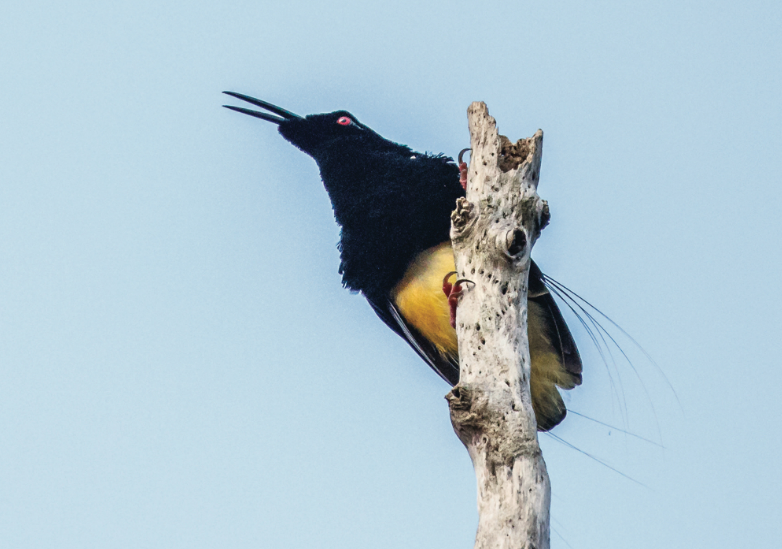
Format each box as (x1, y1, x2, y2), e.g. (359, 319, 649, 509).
(447, 102, 551, 549)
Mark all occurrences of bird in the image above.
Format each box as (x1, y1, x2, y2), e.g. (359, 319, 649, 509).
(223, 92, 583, 431)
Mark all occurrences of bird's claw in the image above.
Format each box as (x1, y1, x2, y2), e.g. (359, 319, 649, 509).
(458, 148, 471, 190)
(443, 271, 474, 329)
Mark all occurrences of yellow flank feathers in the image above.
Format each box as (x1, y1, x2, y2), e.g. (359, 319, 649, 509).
(391, 242, 573, 430)
(391, 242, 458, 356)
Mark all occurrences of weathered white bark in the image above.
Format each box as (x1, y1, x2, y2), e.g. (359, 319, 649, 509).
(447, 102, 551, 549)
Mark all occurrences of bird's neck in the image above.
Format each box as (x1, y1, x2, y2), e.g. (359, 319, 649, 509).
(316, 153, 463, 298)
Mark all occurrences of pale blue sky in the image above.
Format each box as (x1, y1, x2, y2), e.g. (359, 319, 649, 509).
(1, 0, 780, 547)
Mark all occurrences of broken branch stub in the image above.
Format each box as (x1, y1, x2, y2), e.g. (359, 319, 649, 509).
(448, 102, 551, 549)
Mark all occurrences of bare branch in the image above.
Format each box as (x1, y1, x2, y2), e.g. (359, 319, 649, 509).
(448, 102, 551, 549)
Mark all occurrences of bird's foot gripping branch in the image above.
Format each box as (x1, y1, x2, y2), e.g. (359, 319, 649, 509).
(447, 102, 552, 549)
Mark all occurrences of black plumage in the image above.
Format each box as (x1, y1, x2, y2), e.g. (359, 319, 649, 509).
(224, 92, 582, 430)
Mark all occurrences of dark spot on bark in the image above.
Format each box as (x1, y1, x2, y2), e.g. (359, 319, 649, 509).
(540, 201, 551, 231)
(508, 229, 527, 256)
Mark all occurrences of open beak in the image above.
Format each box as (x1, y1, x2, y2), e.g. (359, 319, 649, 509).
(222, 91, 302, 125)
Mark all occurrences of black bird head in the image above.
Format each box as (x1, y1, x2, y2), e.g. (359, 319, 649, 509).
(223, 91, 394, 160)
(223, 91, 463, 297)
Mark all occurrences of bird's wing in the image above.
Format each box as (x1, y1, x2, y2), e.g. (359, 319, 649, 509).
(529, 261, 583, 386)
(365, 295, 460, 386)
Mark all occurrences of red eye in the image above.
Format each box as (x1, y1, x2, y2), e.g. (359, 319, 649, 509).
(337, 116, 352, 126)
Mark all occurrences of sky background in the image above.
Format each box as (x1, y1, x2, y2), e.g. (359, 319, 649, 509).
(1, 0, 780, 547)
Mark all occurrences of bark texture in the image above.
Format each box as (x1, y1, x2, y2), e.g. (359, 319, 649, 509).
(447, 102, 551, 549)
